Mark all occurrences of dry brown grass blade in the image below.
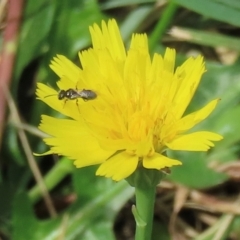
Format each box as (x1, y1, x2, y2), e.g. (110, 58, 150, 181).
(170, 185, 190, 240)
(189, 190, 240, 214)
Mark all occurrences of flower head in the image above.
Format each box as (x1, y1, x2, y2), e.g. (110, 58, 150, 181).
(36, 19, 223, 181)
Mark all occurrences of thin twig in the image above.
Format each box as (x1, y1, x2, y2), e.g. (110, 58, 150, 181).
(57, 214, 69, 240)
(4, 83, 57, 218)
(10, 120, 49, 138)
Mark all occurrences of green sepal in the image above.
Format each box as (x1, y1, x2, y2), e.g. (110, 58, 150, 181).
(126, 166, 164, 189)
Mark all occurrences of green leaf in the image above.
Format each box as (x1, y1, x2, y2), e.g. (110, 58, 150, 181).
(14, 0, 56, 81)
(214, 106, 240, 149)
(120, 5, 153, 41)
(80, 220, 116, 240)
(169, 27, 240, 51)
(100, 0, 156, 9)
(152, 221, 170, 240)
(214, 0, 240, 10)
(67, 0, 106, 54)
(12, 193, 38, 240)
(173, 0, 240, 27)
(231, 216, 240, 237)
(168, 152, 227, 189)
(0, 182, 15, 221)
(13, 180, 133, 240)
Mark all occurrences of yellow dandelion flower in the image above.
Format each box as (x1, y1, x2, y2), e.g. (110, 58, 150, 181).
(36, 19, 223, 181)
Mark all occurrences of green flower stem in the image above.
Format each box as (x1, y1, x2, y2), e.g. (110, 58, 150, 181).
(127, 167, 164, 240)
(149, 1, 178, 52)
(134, 183, 156, 240)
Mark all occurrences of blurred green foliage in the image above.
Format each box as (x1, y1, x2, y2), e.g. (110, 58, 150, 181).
(1, 0, 240, 239)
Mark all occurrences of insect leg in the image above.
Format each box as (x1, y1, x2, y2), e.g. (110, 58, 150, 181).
(63, 99, 68, 108)
(76, 99, 81, 113)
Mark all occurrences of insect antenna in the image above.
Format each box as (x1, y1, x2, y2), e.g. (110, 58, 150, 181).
(44, 93, 58, 98)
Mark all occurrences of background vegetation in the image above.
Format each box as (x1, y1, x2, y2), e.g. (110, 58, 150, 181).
(1, 0, 240, 239)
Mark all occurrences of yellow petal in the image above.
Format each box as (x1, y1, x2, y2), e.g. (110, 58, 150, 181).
(50, 55, 82, 84)
(166, 131, 223, 151)
(163, 48, 176, 73)
(172, 55, 206, 119)
(143, 153, 182, 170)
(39, 115, 114, 166)
(130, 33, 149, 53)
(124, 34, 151, 99)
(171, 99, 220, 134)
(96, 152, 138, 181)
(36, 83, 82, 121)
(89, 19, 126, 61)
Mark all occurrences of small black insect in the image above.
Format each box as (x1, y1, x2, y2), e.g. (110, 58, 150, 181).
(46, 88, 97, 101)
(45, 88, 97, 112)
